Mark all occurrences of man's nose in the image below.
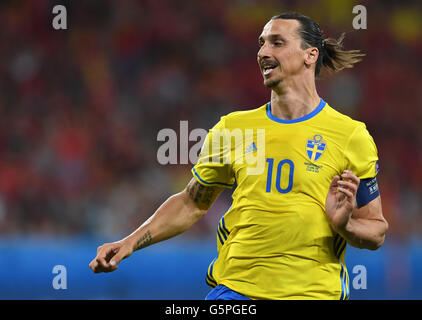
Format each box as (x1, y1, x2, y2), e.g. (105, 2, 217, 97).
(257, 42, 271, 61)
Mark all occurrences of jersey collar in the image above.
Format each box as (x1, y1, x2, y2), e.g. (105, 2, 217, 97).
(266, 98, 326, 124)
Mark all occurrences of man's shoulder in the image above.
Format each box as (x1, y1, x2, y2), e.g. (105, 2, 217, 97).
(218, 103, 268, 128)
(323, 103, 367, 133)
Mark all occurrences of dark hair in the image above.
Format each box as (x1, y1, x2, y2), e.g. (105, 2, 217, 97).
(271, 12, 365, 76)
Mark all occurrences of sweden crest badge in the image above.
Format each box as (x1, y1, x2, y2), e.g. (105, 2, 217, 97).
(306, 134, 326, 162)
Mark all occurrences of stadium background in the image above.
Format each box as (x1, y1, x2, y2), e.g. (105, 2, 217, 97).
(0, 0, 421, 299)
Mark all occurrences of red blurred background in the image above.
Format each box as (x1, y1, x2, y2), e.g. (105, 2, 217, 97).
(0, 0, 420, 253)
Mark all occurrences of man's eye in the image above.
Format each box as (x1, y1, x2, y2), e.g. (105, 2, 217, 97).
(274, 42, 283, 46)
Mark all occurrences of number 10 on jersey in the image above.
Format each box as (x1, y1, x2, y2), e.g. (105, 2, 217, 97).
(266, 158, 294, 193)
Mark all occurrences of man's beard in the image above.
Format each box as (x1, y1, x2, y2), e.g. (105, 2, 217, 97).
(264, 77, 281, 88)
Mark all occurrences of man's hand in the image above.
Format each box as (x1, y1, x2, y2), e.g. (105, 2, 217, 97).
(89, 240, 134, 273)
(325, 170, 360, 232)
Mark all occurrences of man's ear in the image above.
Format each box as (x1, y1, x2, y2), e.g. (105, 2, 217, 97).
(304, 47, 319, 67)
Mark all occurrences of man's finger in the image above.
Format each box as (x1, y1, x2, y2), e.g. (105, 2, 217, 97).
(337, 180, 358, 194)
(341, 170, 360, 185)
(329, 175, 340, 193)
(337, 186, 354, 199)
(109, 250, 126, 268)
(89, 260, 98, 272)
(96, 254, 112, 270)
(96, 246, 116, 270)
(90, 260, 107, 273)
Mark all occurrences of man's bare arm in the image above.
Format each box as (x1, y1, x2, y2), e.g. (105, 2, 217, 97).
(325, 170, 388, 251)
(128, 178, 224, 250)
(89, 178, 224, 273)
(342, 196, 388, 250)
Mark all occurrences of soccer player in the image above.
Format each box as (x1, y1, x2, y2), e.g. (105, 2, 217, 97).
(89, 13, 388, 300)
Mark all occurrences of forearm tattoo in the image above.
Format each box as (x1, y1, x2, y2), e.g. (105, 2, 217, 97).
(186, 179, 220, 209)
(135, 230, 152, 250)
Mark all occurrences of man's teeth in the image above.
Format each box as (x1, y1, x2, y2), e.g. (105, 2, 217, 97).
(264, 66, 275, 74)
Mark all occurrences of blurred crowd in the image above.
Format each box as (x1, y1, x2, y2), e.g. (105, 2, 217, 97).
(0, 0, 420, 241)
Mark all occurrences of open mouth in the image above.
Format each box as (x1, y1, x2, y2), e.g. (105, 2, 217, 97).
(263, 65, 276, 75)
(261, 62, 278, 75)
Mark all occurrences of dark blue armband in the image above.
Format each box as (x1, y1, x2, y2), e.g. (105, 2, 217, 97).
(356, 176, 380, 207)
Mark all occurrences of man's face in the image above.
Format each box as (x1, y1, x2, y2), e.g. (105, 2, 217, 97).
(257, 19, 306, 88)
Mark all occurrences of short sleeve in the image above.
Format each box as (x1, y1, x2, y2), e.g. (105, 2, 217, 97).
(343, 123, 379, 179)
(191, 117, 235, 188)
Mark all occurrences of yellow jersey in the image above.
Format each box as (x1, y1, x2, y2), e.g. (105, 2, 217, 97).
(191, 98, 379, 300)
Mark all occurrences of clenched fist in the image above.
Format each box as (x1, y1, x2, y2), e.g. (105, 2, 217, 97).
(89, 240, 134, 273)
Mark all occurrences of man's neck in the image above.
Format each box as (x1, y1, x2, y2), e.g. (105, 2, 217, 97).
(269, 78, 321, 120)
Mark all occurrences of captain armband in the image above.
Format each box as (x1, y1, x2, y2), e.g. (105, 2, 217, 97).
(356, 176, 380, 207)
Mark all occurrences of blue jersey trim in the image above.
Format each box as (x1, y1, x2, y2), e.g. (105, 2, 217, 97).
(206, 257, 217, 288)
(192, 168, 234, 187)
(334, 234, 347, 259)
(217, 230, 224, 245)
(221, 217, 230, 235)
(218, 220, 228, 240)
(266, 98, 326, 124)
(337, 240, 347, 259)
(339, 262, 350, 300)
(205, 285, 251, 300)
